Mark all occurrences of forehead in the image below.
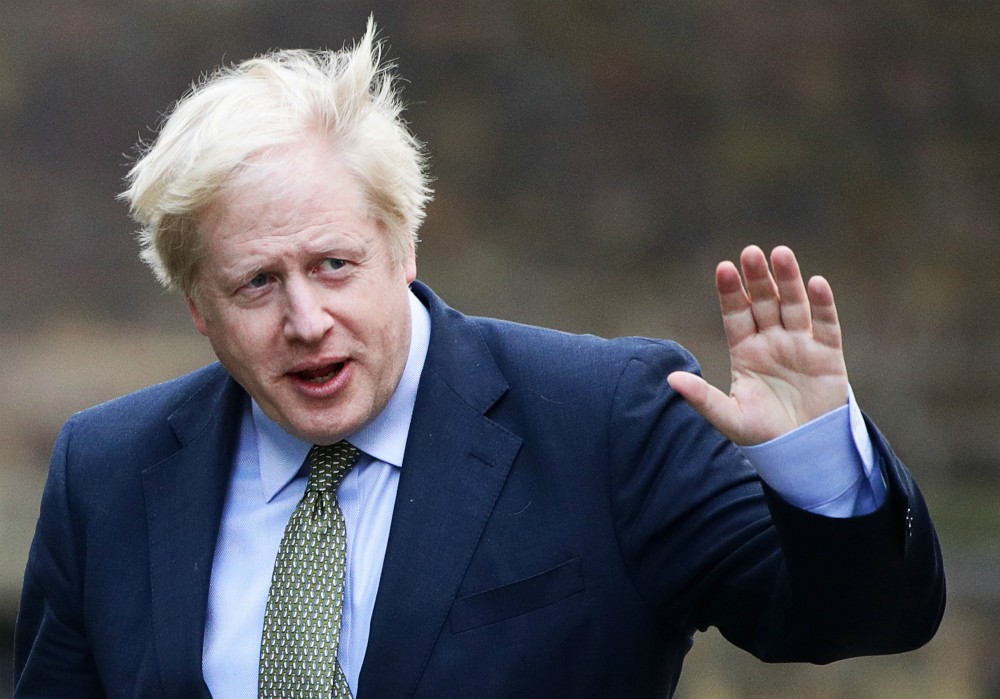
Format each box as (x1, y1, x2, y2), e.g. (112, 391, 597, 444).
(196, 146, 384, 258)
(191, 145, 396, 285)
(216, 142, 368, 223)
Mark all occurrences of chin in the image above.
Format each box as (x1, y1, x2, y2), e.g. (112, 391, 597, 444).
(290, 413, 359, 445)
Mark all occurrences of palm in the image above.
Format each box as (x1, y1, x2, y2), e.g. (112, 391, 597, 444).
(668, 245, 849, 446)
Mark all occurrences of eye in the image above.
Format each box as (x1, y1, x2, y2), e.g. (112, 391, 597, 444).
(321, 258, 346, 272)
(246, 273, 269, 289)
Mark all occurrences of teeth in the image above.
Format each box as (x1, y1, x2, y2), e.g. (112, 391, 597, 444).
(295, 361, 344, 383)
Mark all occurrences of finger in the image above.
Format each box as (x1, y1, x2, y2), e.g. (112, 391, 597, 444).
(740, 245, 781, 329)
(770, 245, 811, 332)
(807, 275, 843, 349)
(667, 371, 743, 442)
(716, 260, 756, 348)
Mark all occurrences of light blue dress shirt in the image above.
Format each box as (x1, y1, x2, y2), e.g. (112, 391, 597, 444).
(744, 385, 886, 517)
(202, 290, 883, 697)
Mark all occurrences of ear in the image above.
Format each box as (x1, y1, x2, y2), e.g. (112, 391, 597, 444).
(186, 295, 210, 336)
(402, 239, 417, 284)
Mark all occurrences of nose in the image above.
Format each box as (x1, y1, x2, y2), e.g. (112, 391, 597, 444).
(283, 278, 333, 343)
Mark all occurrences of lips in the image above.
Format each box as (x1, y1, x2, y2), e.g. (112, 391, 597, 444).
(294, 362, 345, 383)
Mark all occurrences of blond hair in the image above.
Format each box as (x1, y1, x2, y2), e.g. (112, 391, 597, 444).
(120, 18, 431, 292)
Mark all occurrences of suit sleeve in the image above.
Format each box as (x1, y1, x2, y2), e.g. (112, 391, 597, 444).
(14, 415, 106, 697)
(608, 341, 945, 663)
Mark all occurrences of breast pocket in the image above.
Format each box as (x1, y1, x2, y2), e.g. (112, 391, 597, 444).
(449, 556, 584, 633)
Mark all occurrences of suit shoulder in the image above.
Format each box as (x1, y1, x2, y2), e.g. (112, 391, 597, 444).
(63, 362, 233, 444)
(467, 316, 701, 386)
(468, 314, 699, 367)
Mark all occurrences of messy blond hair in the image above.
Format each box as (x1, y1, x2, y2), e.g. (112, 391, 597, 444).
(120, 18, 431, 292)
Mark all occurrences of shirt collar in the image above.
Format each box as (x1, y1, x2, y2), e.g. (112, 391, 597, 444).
(254, 289, 431, 502)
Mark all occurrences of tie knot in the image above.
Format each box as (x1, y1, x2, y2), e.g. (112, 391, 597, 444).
(306, 441, 360, 493)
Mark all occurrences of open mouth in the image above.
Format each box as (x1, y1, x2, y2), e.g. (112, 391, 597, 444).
(294, 362, 345, 384)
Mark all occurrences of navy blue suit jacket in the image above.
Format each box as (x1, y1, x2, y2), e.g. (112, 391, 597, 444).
(15, 282, 944, 698)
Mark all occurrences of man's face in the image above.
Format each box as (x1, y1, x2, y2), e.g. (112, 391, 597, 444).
(187, 141, 417, 445)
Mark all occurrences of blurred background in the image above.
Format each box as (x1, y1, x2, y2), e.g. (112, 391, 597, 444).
(2, 1, 998, 696)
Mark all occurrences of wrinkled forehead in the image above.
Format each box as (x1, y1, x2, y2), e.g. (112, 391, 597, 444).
(196, 137, 411, 265)
(197, 145, 405, 259)
(231, 141, 380, 217)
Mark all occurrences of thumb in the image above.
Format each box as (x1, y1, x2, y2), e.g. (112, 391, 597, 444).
(667, 371, 742, 443)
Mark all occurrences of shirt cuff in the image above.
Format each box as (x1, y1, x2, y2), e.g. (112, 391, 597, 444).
(739, 385, 886, 518)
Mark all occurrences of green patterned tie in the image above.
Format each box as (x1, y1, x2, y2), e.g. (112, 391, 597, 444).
(259, 441, 360, 698)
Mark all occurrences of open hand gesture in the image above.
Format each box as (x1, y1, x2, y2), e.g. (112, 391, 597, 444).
(667, 245, 849, 446)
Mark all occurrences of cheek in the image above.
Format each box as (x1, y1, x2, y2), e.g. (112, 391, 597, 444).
(349, 300, 407, 368)
(206, 311, 275, 364)
(379, 300, 414, 365)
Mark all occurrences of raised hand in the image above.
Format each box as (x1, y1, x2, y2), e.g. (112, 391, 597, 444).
(667, 245, 849, 446)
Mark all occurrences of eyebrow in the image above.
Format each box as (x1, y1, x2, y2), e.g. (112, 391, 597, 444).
(216, 234, 369, 285)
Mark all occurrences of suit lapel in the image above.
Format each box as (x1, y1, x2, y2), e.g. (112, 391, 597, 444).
(141, 366, 243, 696)
(359, 284, 522, 697)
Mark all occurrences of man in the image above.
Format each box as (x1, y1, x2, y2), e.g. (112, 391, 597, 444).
(14, 21, 944, 699)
